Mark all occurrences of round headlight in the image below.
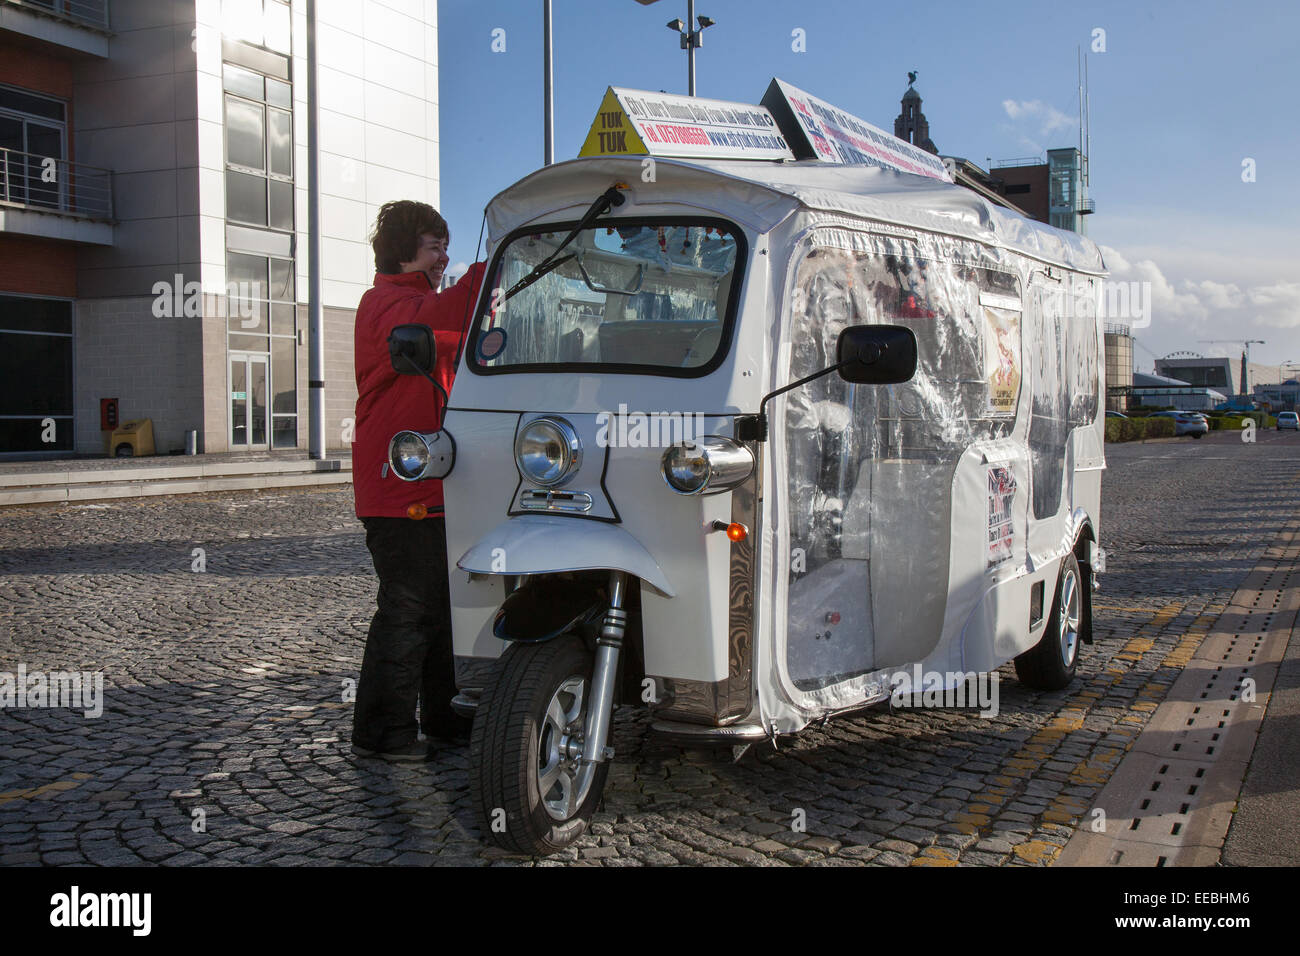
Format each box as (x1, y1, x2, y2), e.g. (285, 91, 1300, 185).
(662, 442, 711, 494)
(515, 417, 582, 487)
(390, 431, 430, 481)
(661, 436, 754, 496)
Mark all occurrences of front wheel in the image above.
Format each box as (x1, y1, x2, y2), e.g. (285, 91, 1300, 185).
(470, 634, 609, 855)
(1015, 552, 1084, 690)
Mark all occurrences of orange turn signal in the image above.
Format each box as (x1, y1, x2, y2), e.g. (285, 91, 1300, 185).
(407, 503, 428, 520)
(726, 522, 748, 542)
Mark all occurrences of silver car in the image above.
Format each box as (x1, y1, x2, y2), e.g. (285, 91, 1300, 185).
(1152, 410, 1209, 438)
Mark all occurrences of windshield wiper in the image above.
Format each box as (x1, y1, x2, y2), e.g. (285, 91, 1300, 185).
(500, 185, 626, 304)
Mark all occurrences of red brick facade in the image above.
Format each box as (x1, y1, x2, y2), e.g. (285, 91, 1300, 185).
(0, 42, 74, 98)
(0, 42, 78, 297)
(0, 235, 77, 297)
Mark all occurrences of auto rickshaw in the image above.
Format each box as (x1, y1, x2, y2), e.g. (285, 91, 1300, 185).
(385, 85, 1106, 854)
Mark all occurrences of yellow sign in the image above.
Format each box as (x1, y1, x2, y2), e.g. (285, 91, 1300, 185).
(579, 87, 793, 161)
(579, 88, 650, 157)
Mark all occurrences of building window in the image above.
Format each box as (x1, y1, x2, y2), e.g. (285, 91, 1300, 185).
(0, 295, 73, 453)
(223, 64, 293, 232)
(0, 85, 67, 210)
(226, 252, 297, 448)
(1004, 183, 1031, 195)
(221, 0, 292, 55)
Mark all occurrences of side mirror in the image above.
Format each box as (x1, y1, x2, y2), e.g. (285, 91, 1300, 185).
(836, 324, 917, 385)
(388, 324, 435, 375)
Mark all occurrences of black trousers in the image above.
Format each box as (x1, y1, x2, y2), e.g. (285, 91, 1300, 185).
(352, 516, 461, 750)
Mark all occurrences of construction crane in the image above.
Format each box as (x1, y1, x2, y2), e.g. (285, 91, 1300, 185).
(1199, 339, 1265, 395)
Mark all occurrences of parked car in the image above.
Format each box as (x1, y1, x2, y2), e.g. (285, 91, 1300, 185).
(1151, 410, 1209, 438)
(1277, 412, 1299, 430)
(1105, 410, 1128, 419)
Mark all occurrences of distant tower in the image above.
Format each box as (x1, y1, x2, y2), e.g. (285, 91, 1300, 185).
(895, 73, 938, 154)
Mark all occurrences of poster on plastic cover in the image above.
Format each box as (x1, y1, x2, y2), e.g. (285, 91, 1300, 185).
(762, 78, 953, 181)
(988, 466, 1017, 566)
(982, 302, 1022, 417)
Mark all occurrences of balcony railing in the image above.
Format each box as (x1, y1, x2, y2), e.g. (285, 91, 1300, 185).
(993, 156, 1043, 168)
(0, 149, 113, 220)
(1078, 198, 1097, 214)
(6, 0, 110, 31)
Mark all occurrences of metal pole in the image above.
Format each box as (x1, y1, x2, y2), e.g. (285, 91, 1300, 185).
(306, 0, 325, 459)
(543, 0, 554, 165)
(687, 0, 695, 96)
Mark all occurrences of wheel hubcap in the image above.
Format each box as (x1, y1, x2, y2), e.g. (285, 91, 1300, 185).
(1059, 567, 1080, 668)
(536, 676, 597, 821)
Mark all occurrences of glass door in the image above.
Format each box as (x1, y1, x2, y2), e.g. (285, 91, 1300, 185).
(229, 353, 269, 449)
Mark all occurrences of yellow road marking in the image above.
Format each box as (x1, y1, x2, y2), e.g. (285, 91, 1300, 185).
(0, 772, 93, 806)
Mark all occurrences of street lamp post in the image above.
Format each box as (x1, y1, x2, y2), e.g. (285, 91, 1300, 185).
(663, 1, 714, 95)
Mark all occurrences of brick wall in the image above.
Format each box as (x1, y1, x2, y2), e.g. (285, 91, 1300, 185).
(0, 45, 73, 97)
(0, 236, 77, 298)
(324, 306, 357, 452)
(74, 296, 205, 455)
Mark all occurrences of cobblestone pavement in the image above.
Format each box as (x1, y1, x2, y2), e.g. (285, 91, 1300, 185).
(2, 430, 1298, 866)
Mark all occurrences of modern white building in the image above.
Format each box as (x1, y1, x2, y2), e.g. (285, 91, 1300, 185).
(1, 0, 441, 455)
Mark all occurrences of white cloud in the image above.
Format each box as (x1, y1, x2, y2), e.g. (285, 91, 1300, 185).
(1097, 244, 1300, 359)
(445, 261, 469, 281)
(1099, 244, 1202, 321)
(1189, 280, 1245, 311)
(1248, 282, 1300, 327)
(1001, 99, 1074, 134)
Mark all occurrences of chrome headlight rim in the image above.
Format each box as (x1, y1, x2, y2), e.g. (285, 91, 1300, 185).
(389, 430, 432, 482)
(388, 429, 455, 482)
(661, 435, 754, 496)
(514, 416, 583, 488)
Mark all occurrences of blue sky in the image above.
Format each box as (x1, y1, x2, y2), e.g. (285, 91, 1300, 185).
(436, 0, 1300, 369)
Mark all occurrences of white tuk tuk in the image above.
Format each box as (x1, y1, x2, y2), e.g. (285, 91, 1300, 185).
(386, 103, 1106, 854)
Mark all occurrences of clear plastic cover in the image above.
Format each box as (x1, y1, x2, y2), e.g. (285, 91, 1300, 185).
(1027, 277, 1100, 519)
(782, 233, 1023, 690)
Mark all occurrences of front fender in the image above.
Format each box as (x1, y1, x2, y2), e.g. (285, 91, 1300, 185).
(456, 514, 676, 597)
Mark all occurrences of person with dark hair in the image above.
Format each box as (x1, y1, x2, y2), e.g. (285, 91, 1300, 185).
(351, 199, 486, 761)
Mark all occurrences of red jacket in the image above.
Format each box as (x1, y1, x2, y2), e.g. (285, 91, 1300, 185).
(353, 263, 487, 518)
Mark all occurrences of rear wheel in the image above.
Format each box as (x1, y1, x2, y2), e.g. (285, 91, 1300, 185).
(470, 634, 609, 855)
(1015, 552, 1083, 690)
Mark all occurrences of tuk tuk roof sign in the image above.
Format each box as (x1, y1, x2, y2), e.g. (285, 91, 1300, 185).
(762, 78, 953, 182)
(578, 87, 795, 161)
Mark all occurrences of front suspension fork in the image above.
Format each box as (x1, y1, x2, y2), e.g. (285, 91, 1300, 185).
(581, 569, 627, 765)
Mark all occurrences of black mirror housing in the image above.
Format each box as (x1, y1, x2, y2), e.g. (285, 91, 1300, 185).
(388, 324, 436, 375)
(837, 324, 917, 385)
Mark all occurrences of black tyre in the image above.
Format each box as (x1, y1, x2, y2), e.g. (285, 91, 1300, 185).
(470, 634, 609, 855)
(1192, 432, 1203, 439)
(1015, 552, 1084, 690)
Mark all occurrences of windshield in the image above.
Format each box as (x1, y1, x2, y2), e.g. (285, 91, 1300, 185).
(469, 220, 742, 374)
